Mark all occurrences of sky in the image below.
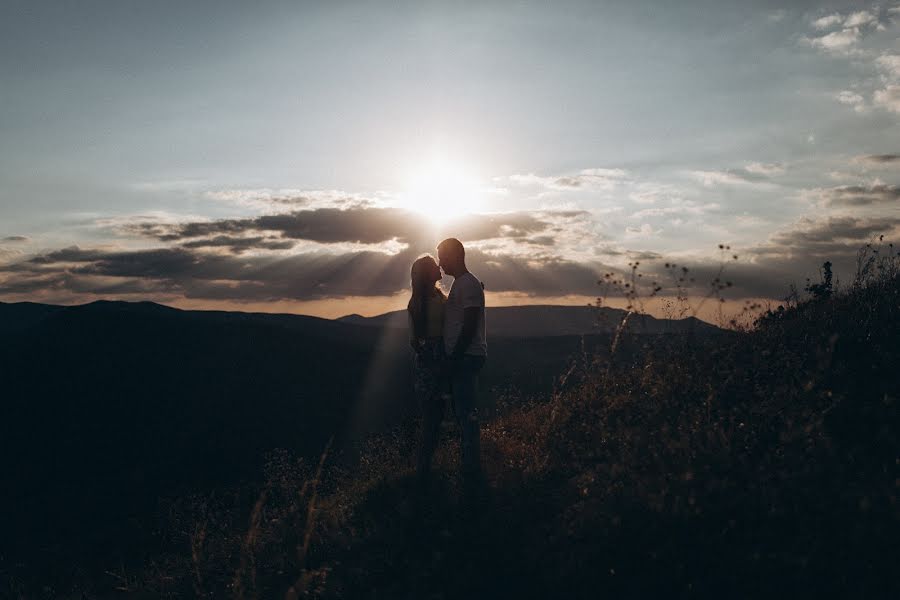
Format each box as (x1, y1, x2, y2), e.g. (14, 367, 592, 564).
(1, 0, 898, 319)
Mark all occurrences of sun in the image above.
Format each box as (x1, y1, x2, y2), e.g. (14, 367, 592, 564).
(398, 159, 485, 224)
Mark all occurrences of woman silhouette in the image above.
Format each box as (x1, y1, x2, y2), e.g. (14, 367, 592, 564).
(407, 255, 449, 482)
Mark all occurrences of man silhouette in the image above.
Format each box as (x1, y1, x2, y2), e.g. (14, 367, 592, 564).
(437, 238, 487, 490)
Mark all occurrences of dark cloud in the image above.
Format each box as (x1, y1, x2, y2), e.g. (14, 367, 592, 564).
(591, 217, 900, 300)
(720, 215, 900, 296)
(521, 236, 556, 246)
(8, 207, 894, 306)
(181, 235, 296, 254)
(817, 184, 900, 206)
(124, 207, 572, 251)
(447, 212, 552, 241)
(130, 207, 416, 244)
(854, 154, 900, 165)
(765, 216, 897, 249)
(2, 235, 28, 242)
(0, 243, 607, 302)
(0, 207, 607, 303)
(627, 251, 663, 260)
(553, 176, 584, 188)
(27, 246, 108, 265)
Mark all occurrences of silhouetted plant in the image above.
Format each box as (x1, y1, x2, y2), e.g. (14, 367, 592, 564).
(805, 260, 833, 300)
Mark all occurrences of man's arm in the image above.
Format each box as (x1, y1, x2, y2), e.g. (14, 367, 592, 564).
(450, 307, 480, 359)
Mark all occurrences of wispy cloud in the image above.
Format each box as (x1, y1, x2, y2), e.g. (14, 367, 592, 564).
(812, 14, 843, 30)
(744, 162, 786, 176)
(805, 5, 900, 112)
(753, 215, 899, 256)
(835, 90, 866, 112)
(690, 170, 752, 186)
(630, 200, 719, 219)
(873, 85, 900, 113)
(853, 154, 900, 165)
(689, 162, 784, 187)
(624, 223, 661, 239)
(501, 167, 629, 192)
(805, 183, 900, 207)
(804, 6, 885, 55)
(203, 188, 373, 211)
(806, 28, 861, 53)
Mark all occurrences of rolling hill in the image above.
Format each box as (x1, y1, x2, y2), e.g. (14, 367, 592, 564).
(339, 304, 719, 337)
(0, 299, 721, 579)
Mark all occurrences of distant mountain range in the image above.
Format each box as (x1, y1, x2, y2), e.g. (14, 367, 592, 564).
(0, 300, 719, 339)
(339, 304, 719, 337)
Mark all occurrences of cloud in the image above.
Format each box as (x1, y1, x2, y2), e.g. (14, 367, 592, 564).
(736, 215, 900, 294)
(744, 162, 786, 176)
(181, 235, 297, 254)
(624, 224, 661, 239)
(2, 236, 28, 243)
(626, 250, 663, 261)
(204, 188, 373, 210)
(807, 9, 899, 113)
(690, 170, 751, 186)
(522, 235, 556, 247)
(809, 183, 900, 206)
(835, 90, 866, 112)
(812, 14, 843, 30)
(875, 54, 900, 79)
(689, 163, 783, 187)
(649, 215, 900, 299)
(763, 216, 898, 249)
(161, 207, 420, 245)
(873, 85, 900, 113)
(0, 206, 614, 303)
(853, 154, 900, 165)
(630, 200, 719, 219)
(844, 10, 878, 28)
(123, 207, 578, 255)
(804, 7, 885, 55)
(0, 243, 609, 302)
(502, 168, 628, 191)
(806, 28, 860, 53)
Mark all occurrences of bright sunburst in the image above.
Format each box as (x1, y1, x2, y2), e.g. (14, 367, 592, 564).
(398, 159, 485, 224)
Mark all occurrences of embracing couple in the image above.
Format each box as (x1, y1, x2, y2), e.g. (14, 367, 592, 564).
(407, 238, 487, 492)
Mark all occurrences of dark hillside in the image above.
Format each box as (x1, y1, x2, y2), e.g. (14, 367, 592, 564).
(0, 300, 614, 581)
(1, 301, 380, 549)
(4, 275, 897, 597)
(0, 300, 64, 332)
(135, 273, 899, 599)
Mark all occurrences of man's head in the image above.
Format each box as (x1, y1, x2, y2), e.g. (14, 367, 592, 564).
(437, 237, 466, 277)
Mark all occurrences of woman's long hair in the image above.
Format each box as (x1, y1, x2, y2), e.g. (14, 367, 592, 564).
(408, 255, 444, 340)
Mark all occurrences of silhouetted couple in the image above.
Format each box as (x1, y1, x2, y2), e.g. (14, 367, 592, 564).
(407, 238, 486, 495)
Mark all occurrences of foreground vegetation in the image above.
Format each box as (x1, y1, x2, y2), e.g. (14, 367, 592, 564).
(6, 248, 899, 599)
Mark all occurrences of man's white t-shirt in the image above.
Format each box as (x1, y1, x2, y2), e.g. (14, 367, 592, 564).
(443, 271, 487, 357)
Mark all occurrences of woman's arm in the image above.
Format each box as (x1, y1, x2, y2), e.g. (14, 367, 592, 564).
(407, 311, 419, 350)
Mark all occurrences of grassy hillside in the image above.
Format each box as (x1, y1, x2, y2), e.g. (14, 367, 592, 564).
(0, 300, 618, 593)
(4, 261, 898, 598)
(11, 265, 889, 599)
